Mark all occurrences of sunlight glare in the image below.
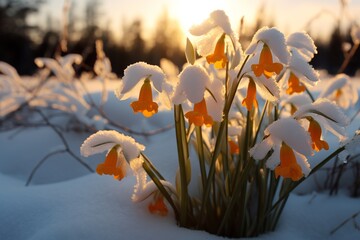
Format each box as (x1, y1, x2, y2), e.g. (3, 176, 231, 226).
(174, 0, 229, 33)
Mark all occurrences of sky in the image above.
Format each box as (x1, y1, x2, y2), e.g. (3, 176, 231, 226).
(33, 0, 360, 42)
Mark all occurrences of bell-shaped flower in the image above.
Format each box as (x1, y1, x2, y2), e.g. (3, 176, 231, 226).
(307, 117, 329, 151)
(293, 99, 350, 142)
(205, 33, 227, 68)
(242, 77, 258, 111)
(189, 10, 242, 69)
(184, 98, 213, 127)
(239, 73, 280, 111)
(246, 27, 290, 66)
(115, 62, 171, 117)
(130, 78, 159, 117)
(318, 74, 358, 109)
(250, 118, 312, 181)
(173, 64, 224, 126)
(80, 130, 145, 179)
(95, 146, 126, 180)
(148, 192, 169, 216)
(131, 159, 176, 216)
(280, 50, 319, 95)
(251, 43, 284, 79)
(274, 142, 304, 181)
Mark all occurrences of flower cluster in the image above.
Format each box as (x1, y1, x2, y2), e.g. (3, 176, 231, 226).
(80, 9, 355, 238)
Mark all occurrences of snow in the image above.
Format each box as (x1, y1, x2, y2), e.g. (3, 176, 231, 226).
(245, 27, 290, 64)
(175, 65, 209, 104)
(115, 62, 166, 100)
(286, 31, 317, 61)
(1, 80, 360, 240)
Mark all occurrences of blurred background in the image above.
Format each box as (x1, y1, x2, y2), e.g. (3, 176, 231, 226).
(1, 0, 360, 76)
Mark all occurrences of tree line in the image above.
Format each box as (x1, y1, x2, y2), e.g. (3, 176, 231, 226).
(0, 0, 359, 77)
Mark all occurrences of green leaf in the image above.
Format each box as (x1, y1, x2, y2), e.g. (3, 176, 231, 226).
(185, 38, 196, 65)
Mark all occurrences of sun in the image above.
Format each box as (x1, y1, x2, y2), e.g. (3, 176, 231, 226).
(173, 0, 230, 34)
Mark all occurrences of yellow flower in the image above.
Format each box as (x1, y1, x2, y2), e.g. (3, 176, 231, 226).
(242, 78, 258, 111)
(185, 98, 213, 127)
(130, 79, 158, 118)
(148, 194, 168, 216)
(251, 44, 283, 79)
(275, 142, 303, 181)
(96, 146, 126, 180)
(206, 33, 227, 69)
(307, 117, 329, 152)
(286, 72, 306, 95)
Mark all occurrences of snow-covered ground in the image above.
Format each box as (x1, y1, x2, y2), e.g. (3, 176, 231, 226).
(1, 79, 359, 240)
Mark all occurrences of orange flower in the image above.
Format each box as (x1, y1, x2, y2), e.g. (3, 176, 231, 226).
(251, 44, 283, 79)
(275, 142, 303, 181)
(130, 79, 158, 118)
(185, 98, 213, 127)
(242, 78, 258, 111)
(206, 33, 227, 69)
(286, 72, 306, 95)
(307, 118, 329, 151)
(228, 138, 240, 154)
(148, 194, 168, 216)
(96, 146, 126, 180)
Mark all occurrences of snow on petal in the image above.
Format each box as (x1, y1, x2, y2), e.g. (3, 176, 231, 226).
(253, 75, 280, 102)
(318, 74, 358, 109)
(190, 10, 233, 36)
(205, 76, 224, 122)
(117, 62, 165, 99)
(176, 65, 210, 104)
(293, 98, 349, 126)
(286, 32, 317, 61)
(250, 136, 274, 160)
(266, 118, 313, 156)
(289, 50, 319, 85)
(245, 27, 290, 64)
(294, 151, 311, 177)
(189, 10, 239, 59)
(80, 130, 145, 161)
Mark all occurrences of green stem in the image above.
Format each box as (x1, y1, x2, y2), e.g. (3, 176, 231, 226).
(252, 101, 269, 147)
(195, 126, 207, 190)
(174, 105, 190, 226)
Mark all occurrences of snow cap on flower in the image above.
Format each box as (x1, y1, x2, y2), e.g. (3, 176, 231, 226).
(250, 118, 312, 179)
(318, 74, 358, 109)
(293, 99, 349, 140)
(172, 65, 210, 104)
(287, 50, 319, 85)
(245, 27, 290, 64)
(280, 50, 319, 95)
(115, 62, 166, 100)
(189, 10, 241, 66)
(80, 130, 145, 161)
(286, 32, 317, 61)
